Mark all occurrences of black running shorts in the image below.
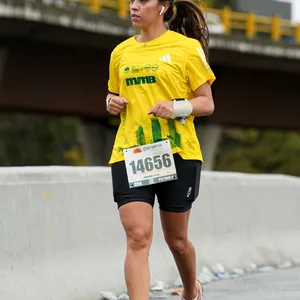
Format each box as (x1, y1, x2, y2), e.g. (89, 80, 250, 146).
(111, 154, 202, 213)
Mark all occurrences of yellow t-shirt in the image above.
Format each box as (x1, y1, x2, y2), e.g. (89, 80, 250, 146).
(108, 30, 216, 165)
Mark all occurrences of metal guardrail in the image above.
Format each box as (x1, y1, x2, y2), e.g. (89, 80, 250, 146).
(210, 7, 300, 44)
(65, 0, 300, 44)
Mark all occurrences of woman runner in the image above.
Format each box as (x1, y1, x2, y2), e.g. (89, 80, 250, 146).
(106, 0, 216, 299)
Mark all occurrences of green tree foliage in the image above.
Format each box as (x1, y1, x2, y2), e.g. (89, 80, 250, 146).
(215, 128, 300, 176)
(0, 113, 85, 166)
(1, 114, 299, 177)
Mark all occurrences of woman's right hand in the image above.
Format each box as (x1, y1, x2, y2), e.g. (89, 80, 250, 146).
(107, 95, 129, 115)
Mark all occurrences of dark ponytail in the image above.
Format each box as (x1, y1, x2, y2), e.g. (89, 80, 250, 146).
(163, 0, 210, 61)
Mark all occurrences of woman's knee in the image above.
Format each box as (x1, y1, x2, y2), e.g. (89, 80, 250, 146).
(126, 227, 152, 251)
(165, 235, 188, 255)
(119, 202, 153, 252)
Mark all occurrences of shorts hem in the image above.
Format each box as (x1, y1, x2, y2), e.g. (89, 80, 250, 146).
(117, 198, 154, 209)
(159, 204, 192, 213)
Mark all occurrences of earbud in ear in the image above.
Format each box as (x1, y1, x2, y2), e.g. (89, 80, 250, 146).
(159, 6, 165, 16)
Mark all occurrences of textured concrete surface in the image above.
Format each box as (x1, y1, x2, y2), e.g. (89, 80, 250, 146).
(166, 268, 300, 300)
(1, 167, 300, 299)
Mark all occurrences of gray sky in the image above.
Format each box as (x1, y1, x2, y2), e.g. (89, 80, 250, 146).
(290, 0, 300, 22)
(277, 0, 300, 22)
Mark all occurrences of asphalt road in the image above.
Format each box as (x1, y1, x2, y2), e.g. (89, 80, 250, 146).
(165, 268, 300, 300)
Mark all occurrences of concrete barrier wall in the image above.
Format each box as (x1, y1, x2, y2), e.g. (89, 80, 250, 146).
(1, 167, 300, 300)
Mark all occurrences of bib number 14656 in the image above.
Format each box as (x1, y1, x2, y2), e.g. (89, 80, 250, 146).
(129, 153, 171, 174)
(123, 140, 177, 188)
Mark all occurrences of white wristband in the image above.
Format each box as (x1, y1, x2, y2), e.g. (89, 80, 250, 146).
(170, 98, 193, 119)
(106, 96, 112, 111)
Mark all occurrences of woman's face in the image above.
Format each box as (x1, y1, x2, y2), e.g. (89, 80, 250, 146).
(130, 0, 165, 30)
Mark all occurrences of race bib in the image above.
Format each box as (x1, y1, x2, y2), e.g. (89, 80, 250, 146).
(123, 140, 177, 188)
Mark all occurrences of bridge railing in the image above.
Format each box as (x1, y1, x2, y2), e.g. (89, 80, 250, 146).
(67, 0, 300, 44)
(210, 7, 300, 44)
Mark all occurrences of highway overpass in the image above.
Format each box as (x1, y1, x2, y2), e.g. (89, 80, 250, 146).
(0, 0, 300, 168)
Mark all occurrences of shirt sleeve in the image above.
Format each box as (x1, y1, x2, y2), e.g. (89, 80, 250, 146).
(186, 41, 216, 92)
(108, 46, 121, 95)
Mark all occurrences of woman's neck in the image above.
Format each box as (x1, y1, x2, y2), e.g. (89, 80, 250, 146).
(139, 25, 167, 43)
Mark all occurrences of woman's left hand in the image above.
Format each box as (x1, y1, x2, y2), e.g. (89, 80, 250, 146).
(148, 101, 173, 119)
